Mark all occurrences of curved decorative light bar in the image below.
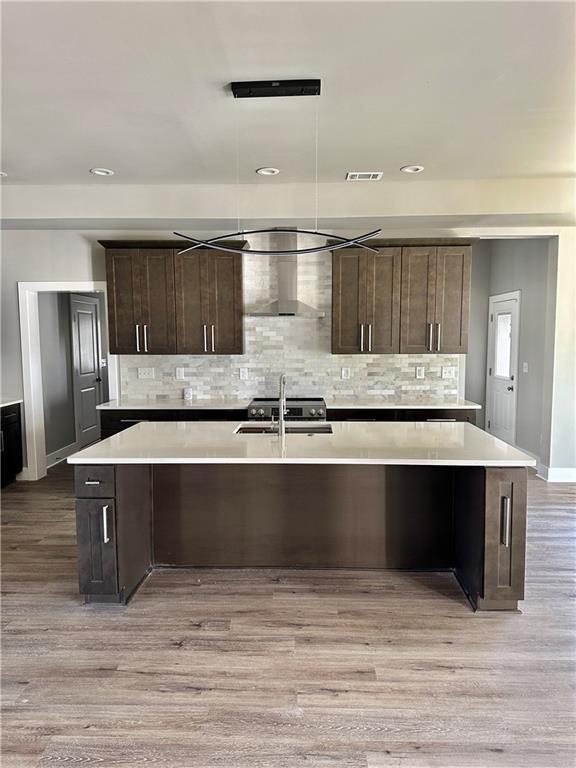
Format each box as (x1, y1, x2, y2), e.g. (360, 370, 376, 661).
(173, 227, 382, 256)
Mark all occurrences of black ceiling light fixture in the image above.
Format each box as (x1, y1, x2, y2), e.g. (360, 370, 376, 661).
(174, 79, 381, 257)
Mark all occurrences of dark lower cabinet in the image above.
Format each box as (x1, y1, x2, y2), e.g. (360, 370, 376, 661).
(1, 403, 23, 488)
(75, 465, 152, 604)
(76, 498, 118, 595)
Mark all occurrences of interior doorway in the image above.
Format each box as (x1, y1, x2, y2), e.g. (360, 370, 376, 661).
(18, 281, 119, 481)
(485, 291, 520, 445)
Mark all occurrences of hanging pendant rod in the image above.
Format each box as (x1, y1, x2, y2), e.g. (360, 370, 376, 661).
(173, 227, 382, 256)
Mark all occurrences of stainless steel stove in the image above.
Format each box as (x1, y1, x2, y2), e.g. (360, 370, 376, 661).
(247, 397, 326, 421)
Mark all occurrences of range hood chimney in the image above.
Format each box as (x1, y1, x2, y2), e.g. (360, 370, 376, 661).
(251, 231, 325, 318)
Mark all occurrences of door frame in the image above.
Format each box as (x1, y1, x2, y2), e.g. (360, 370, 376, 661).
(17, 281, 119, 481)
(485, 290, 521, 444)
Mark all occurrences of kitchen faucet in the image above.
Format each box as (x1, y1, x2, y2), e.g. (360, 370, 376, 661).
(278, 373, 287, 437)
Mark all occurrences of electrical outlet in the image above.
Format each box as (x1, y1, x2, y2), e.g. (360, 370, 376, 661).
(415, 366, 425, 380)
(138, 367, 155, 380)
(239, 367, 249, 381)
(442, 366, 456, 380)
(175, 368, 193, 380)
(522, 362, 529, 373)
(341, 367, 351, 380)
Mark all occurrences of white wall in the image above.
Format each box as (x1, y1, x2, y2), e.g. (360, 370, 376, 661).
(0, 231, 105, 400)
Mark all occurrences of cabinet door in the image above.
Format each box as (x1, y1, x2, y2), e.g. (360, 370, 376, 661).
(433, 246, 471, 353)
(365, 248, 401, 353)
(174, 250, 209, 354)
(332, 250, 368, 354)
(206, 252, 244, 354)
(400, 246, 437, 353)
(106, 249, 141, 354)
(139, 249, 176, 354)
(76, 499, 118, 595)
(482, 468, 527, 605)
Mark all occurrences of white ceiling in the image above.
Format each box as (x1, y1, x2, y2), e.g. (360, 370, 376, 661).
(2, 1, 574, 185)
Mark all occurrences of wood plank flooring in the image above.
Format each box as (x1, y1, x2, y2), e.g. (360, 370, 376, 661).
(1, 464, 575, 767)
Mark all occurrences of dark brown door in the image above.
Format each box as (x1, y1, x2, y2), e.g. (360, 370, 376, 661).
(365, 248, 401, 353)
(332, 250, 368, 354)
(139, 249, 176, 354)
(174, 249, 209, 354)
(106, 249, 141, 354)
(76, 499, 118, 595)
(433, 246, 471, 353)
(400, 246, 437, 354)
(206, 252, 244, 354)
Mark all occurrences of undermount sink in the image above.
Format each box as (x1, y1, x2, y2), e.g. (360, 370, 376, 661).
(235, 423, 333, 435)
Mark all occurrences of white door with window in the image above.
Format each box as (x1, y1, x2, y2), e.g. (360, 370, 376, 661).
(485, 292, 520, 445)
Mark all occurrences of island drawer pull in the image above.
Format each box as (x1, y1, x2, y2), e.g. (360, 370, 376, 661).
(84, 480, 101, 486)
(102, 505, 110, 544)
(426, 418, 457, 422)
(501, 496, 512, 548)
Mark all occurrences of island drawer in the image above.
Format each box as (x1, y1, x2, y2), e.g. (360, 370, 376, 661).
(75, 466, 115, 498)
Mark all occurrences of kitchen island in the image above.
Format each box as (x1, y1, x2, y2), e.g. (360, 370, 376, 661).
(68, 421, 535, 612)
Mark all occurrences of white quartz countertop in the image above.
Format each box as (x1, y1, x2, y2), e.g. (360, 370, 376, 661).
(68, 421, 534, 467)
(325, 398, 481, 410)
(97, 398, 249, 410)
(97, 397, 481, 411)
(0, 398, 23, 409)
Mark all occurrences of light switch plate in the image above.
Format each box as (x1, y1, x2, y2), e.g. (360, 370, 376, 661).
(415, 366, 425, 380)
(176, 368, 193, 380)
(138, 367, 155, 380)
(341, 367, 351, 380)
(442, 366, 456, 380)
(239, 367, 249, 381)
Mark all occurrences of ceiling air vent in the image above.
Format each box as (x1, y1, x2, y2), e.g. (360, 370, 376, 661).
(346, 171, 383, 181)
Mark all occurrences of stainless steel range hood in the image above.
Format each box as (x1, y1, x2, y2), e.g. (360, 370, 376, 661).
(250, 231, 325, 318)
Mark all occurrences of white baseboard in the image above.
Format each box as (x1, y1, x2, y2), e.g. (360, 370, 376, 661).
(537, 465, 576, 483)
(46, 442, 79, 468)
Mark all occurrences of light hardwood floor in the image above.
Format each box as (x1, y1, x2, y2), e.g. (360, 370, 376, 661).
(1, 464, 575, 767)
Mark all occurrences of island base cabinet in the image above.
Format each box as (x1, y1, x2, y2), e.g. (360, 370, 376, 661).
(75, 465, 152, 604)
(454, 466, 527, 611)
(76, 499, 118, 598)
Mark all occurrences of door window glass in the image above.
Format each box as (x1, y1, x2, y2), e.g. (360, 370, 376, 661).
(495, 312, 512, 378)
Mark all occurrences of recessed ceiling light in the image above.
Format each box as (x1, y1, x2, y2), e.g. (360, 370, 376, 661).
(0, 171, 7, 178)
(256, 167, 280, 176)
(400, 165, 425, 174)
(90, 167, 115, 176)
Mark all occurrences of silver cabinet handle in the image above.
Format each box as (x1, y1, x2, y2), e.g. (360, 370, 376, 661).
(368, 323, 373, 352)
(436, 323, 441, 352)
(84, 480, 101, 486)
(203, 324, 208, 353)
(211, 324, 215, 353)
(143, 324, 149, 352)
(501, 496, 512, 548)
(135, 324, 140, 352)
(360, 324, 365, 352)
(426, 418, 456, 422)
(119, 418, 148, 423)
(102, 505, 110, 544)
(428, 323, 433, 352)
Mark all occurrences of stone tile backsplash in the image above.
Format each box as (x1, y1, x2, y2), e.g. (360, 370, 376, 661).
(120, 251, 462, 401)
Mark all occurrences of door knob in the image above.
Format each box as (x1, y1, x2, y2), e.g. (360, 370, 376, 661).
(507, 386, 514, 391)
(95, 377, 102, 383)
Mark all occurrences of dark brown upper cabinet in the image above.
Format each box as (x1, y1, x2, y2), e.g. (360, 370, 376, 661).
(400, 244, 471, 354)
(174, 248, 244, 355)
(106, 248, 176, 355)
(103, 241, 244, 355)
(332, 248, 401, 354)
(399, 246, 437, 354)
